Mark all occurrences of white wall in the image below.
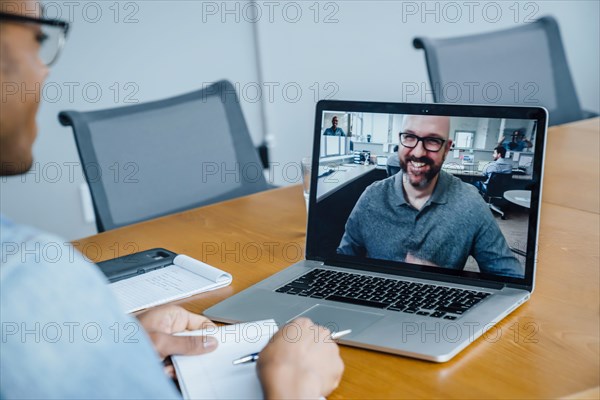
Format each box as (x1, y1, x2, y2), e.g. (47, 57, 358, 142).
(1, 1, 264, 239)
(1, 0, 598, 239)
(257, 0, 599, 185)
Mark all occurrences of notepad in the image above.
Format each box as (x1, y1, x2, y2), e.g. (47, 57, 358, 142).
(172, 320, 279, 400)
(110, 255, 232, 313)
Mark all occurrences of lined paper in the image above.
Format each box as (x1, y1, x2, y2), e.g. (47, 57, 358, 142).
(110, 255, 232, 313)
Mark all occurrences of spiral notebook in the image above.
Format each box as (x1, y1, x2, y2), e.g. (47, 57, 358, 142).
(109, 254, 232, 313)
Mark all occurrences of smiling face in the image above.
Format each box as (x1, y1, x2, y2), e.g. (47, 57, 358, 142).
(0, 0, 49, 175)
(398, 115, 452, 189)
(332, 116, 338, 128)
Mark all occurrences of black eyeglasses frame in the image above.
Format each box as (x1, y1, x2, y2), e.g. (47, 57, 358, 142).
(0, 12, 70, 66)
(399, 132, 447, 153)
(0, 12, 70, 34)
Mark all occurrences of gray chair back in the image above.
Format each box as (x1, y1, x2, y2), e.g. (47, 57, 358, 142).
(59, 80, 270, 232)
(413, 16, 594, 126)
(486, 172, 513, 200)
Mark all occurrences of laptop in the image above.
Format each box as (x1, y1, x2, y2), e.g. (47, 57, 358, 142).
(205, 101, 547, 362)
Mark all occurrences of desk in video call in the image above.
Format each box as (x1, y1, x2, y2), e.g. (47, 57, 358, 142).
(316, 164, 379, 201)
(444, 167, 533, 187)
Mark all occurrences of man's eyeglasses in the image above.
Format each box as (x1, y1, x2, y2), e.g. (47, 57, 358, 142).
(0, 12, 70, 66)
(399, 133, 446, 152)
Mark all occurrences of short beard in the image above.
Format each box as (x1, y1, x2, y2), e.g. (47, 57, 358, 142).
(399, 156, 442, 188)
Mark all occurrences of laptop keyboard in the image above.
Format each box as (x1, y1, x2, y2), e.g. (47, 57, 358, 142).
(275, 269, 491, 320)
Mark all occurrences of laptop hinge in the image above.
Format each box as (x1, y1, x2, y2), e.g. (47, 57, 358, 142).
(322, 258, 507, 290)
(504, 283, 533, 292)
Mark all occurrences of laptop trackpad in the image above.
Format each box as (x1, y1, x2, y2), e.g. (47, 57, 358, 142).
(290, 304, 384, 336)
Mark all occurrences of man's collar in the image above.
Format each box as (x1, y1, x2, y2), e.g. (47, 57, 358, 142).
(393, 172, 408, 206)
(430, 171, 450, 204)
(394, 170, 450, 206)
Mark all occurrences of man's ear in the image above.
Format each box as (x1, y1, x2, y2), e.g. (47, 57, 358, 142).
(442, 139, 453, 159)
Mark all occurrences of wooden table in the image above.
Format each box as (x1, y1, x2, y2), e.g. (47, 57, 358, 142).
(542, 118, 600, 213)
(75, 118, 599, 399)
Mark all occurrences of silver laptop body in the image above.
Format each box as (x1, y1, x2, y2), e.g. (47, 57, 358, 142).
(205, 101, 547, 362)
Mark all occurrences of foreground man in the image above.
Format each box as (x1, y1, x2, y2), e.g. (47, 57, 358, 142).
(0, 1, 343, 398)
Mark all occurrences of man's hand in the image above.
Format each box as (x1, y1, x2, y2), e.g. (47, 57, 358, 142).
(137, 305, 218, 377)
(257, 318, 344, 399)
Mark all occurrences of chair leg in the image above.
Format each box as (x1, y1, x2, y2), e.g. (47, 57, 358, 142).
(257, 142, 269, 169)
(489, 203, 506, 219)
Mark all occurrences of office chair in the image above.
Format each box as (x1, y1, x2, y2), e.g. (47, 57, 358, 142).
(484, 173, 514, 219)
(413, 16, 597, 126)
(59, 80, 272, 232)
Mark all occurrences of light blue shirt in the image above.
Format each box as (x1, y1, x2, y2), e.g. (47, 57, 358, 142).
(0, 215, 180, 399)
(323, 127, 346, 136)
(482, 157, 513, 184)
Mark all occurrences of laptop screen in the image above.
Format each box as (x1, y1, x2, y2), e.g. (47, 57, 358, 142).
(307, 101, 547, 288)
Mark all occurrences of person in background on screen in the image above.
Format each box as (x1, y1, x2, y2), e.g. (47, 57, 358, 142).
(323, 116, 346, 136)
(474, 145, 513, 195)
(386, 145, 401, 176)
(0, 1, 344, 398)
(498, 129, 532, 152)
(337, 115, 523, 278)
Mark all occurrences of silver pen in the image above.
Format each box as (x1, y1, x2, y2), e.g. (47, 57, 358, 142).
(232, 329, 352, 365)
